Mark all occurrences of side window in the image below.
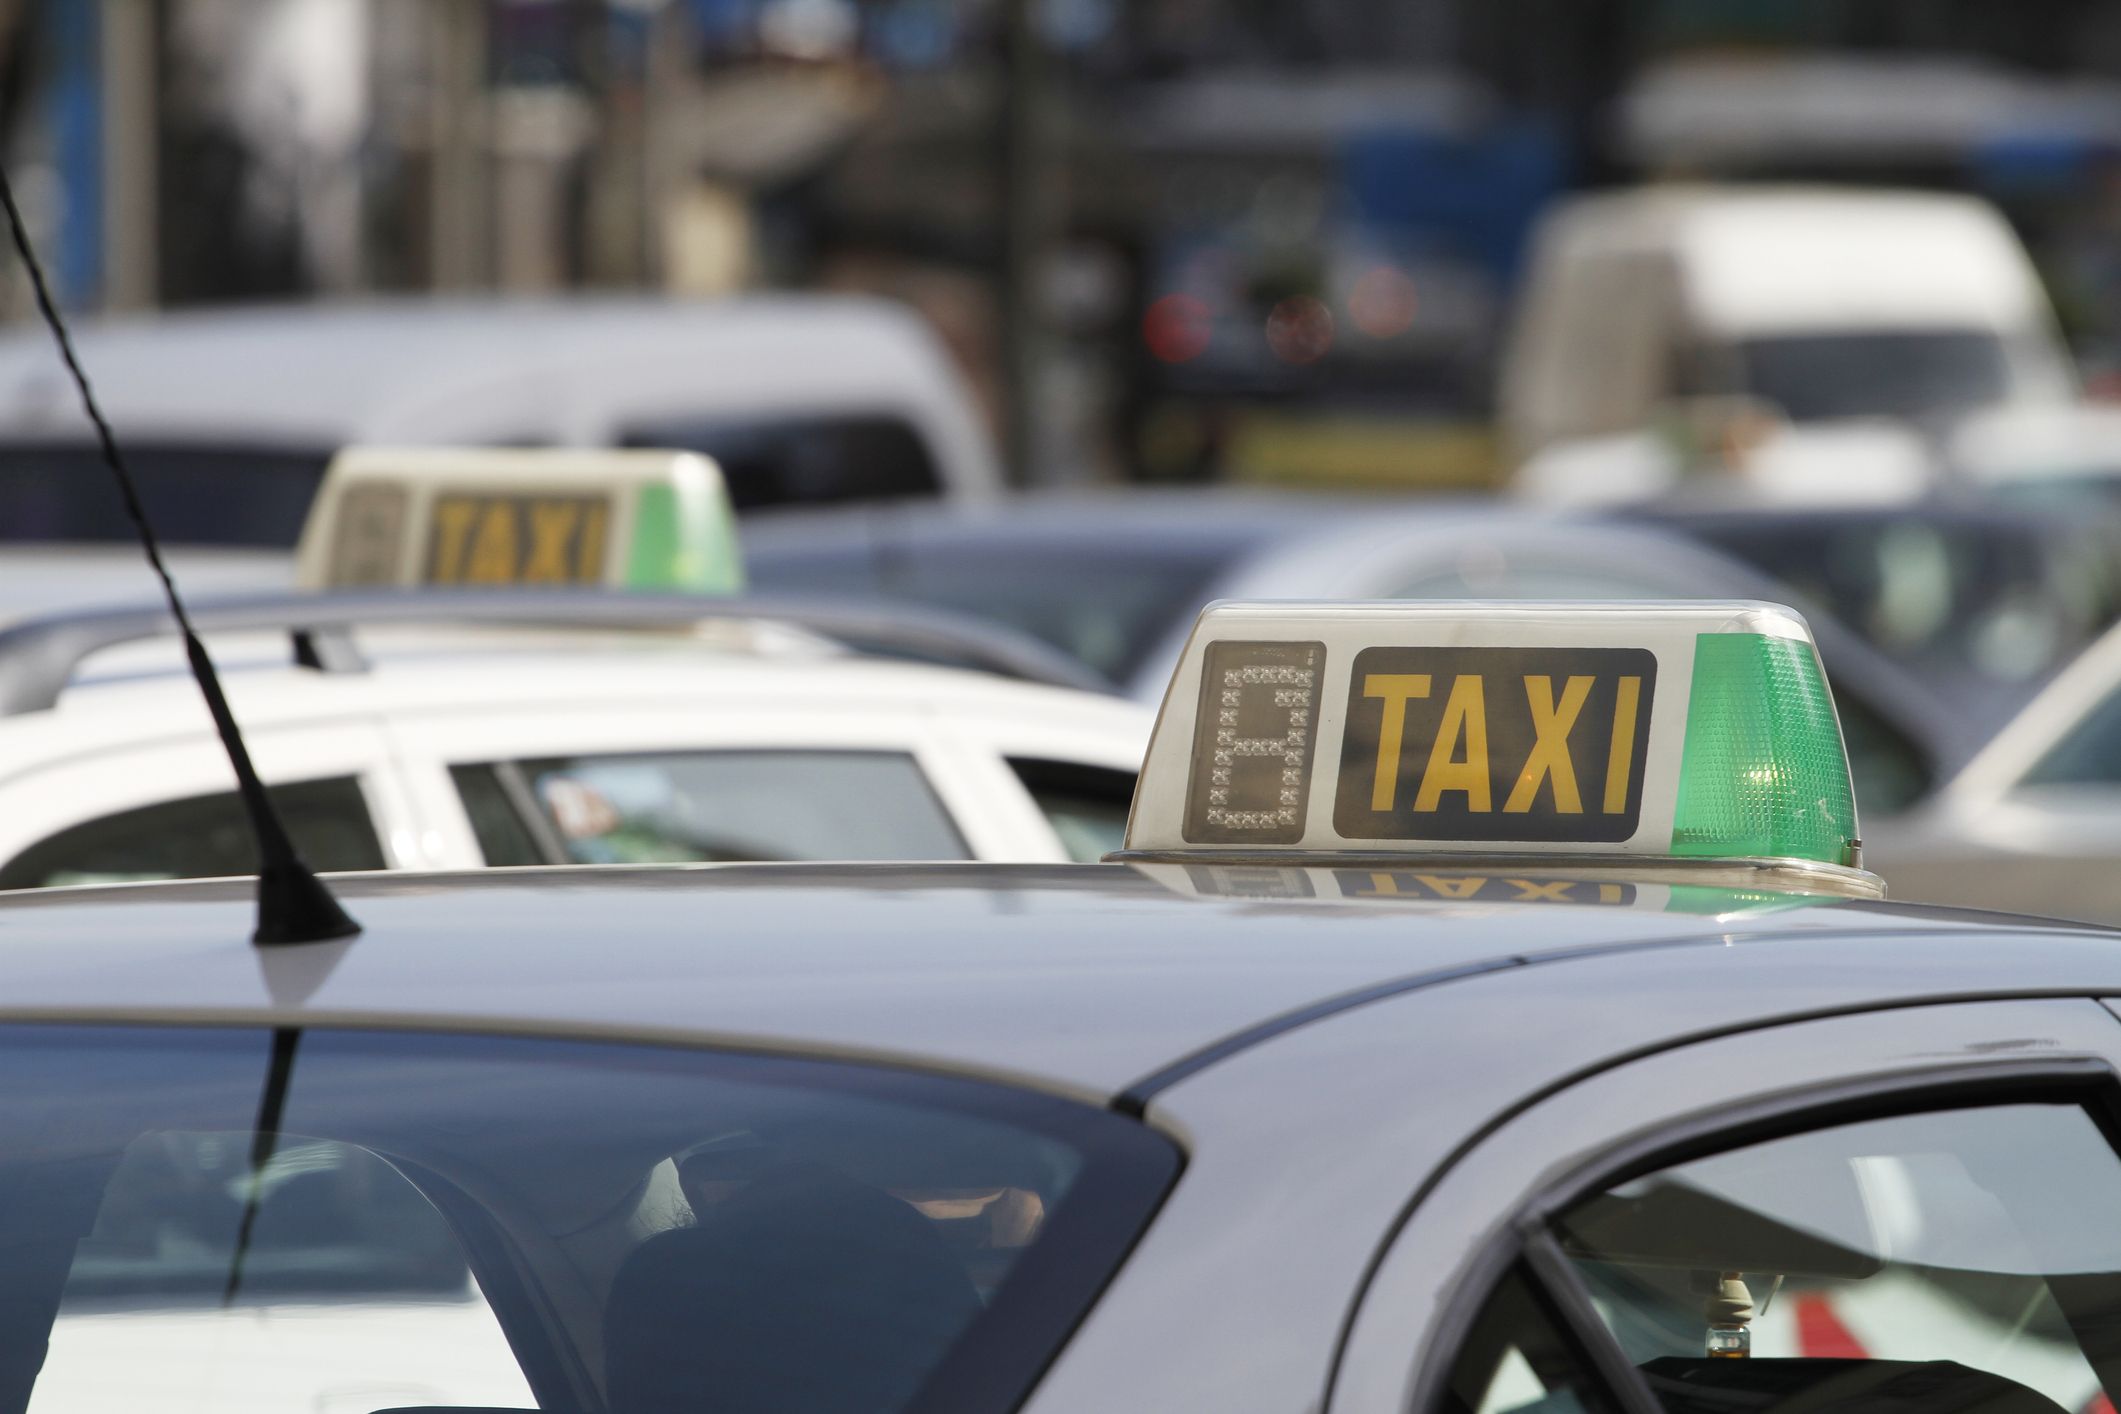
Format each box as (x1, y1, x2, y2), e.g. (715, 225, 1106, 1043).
(1834, 691, 1934, 816)
(1009, 759, 1137, 864)
(450, 763, 554, 867)
(485, 750, 970, 864)
(2025, 686, 2121, 788)
(1442, 1268, 1618, 1414)
(0, 777, 387, 889)
(1516, 1103, 2121, 1414)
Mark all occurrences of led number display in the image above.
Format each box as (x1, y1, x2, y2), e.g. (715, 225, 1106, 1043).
(1183, 640, 1326, 845)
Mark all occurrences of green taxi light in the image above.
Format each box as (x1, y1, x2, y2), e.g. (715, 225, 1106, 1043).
(295, 447, 745, 594)
(624, 479, 744, 593)
(1670, 633, 1856, 867)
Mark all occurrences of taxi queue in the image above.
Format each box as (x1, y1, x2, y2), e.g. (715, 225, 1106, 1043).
(0, 310, 2112, 1414)
(3, 585, 2121, 1414)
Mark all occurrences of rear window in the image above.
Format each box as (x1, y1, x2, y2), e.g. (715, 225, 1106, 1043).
(0, 443, 329, 546)
(621, 414, 942, 509)
(748, 538, 1241, 685)
(3, 1025, 1177, 1414)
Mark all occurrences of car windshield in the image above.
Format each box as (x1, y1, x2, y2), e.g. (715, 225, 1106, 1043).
(747, 529, 1257, 684)
(1733, 330, 2014, 423)
(6, 1024, 1176, 1414)
(0, 443, 330, 546)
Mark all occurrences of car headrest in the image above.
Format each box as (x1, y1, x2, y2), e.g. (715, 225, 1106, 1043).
(1640, 1356, 2071, 1414)
(602, 1165, 983, 1414)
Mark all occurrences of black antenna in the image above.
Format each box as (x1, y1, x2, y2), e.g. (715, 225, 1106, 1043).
(0, 166, 357, 946)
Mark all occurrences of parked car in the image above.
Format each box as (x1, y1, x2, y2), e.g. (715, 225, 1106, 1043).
(746, 492, 1980, 816)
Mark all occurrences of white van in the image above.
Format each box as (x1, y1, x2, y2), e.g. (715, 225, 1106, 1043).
(0, 294, 1001, 549)
(1498, 186, 2074, 462)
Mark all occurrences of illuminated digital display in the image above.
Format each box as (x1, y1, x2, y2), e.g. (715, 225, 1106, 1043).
(1183, 640, 1325, 845)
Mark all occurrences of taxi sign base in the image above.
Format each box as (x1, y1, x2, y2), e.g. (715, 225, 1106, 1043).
(1102, 849, 1887, 902)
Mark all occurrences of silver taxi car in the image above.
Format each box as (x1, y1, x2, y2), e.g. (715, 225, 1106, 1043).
(5, 600, 2121, 1414)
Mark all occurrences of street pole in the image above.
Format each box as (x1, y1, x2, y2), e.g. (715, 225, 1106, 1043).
(429, 0, 487, 290)
(997, 0, 1050, 486)
(100, 0, 156, 310)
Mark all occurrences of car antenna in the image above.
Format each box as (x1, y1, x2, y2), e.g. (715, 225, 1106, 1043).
(0, 166, 357, 946)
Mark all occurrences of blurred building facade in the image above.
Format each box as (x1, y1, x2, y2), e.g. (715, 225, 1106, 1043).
(7, 0, 2121, 484)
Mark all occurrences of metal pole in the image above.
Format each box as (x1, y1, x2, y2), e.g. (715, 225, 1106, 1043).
(997, 0, 1050, 486)
(99, 0, 155, 310)
(429, 0, 486, 289)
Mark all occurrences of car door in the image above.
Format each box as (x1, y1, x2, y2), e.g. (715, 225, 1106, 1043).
(1331, 997, 2121, 1414)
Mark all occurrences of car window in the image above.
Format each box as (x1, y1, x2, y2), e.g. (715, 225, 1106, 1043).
(449, 763, 552, 866)
(0, 443, 330, 546)
(1, 1025, 1178, 1414)
(744, 538, 1246, 685)
(1733, 330, 2013, 423)
(1546, 1103, 2121, 1414)
(484, 750, 971, 863)
(2024, 683, 2121, 788)
(1834, 691, 1933, 816)
(1008, 759, 1137, 863)
(0, 777, 387, 889)
(620, 414, 941, 510)
(1441, 1268, 1618, 1414)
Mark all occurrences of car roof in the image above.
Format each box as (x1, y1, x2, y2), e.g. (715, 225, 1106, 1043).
(0, 296, 987, 465)
(0, 864, 2103, 1103)
(0, 636, 1150, 777)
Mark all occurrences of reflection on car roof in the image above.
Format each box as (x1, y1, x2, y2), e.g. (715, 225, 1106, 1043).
(0, 863, 2105, 1099)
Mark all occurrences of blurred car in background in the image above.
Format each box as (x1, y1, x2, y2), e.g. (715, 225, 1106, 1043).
(744, 491, 1977, 815)
(0, 592, 1149, 889)
(0, 294, 999, 551)
(1499, 186, 2072, 464)
(1619, 498, 2121, 728)
(1509, 412, 1938, 508)
(1873, 615, 2121, 925)
(1952, 402, 2121, 515)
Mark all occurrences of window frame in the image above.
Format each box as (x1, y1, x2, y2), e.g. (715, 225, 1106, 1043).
(1325, 999, 2121, 1414)
(1494, 1065, 2121, 1414)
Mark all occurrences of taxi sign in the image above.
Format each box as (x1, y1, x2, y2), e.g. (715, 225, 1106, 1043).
(293, 447, 744, 593)
(1121, 601, 1871, 887)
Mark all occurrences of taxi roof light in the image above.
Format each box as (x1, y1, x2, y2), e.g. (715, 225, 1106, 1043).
(293, 446, 744, 595)
(1671, 631, 1856, 866)
(1118, 600, 1875, 898)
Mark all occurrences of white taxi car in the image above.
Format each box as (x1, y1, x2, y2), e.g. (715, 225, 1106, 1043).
(0, 444, 1147, 887)
(3, 600, 2119, 1414)
(0, 590, 1148, 885)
